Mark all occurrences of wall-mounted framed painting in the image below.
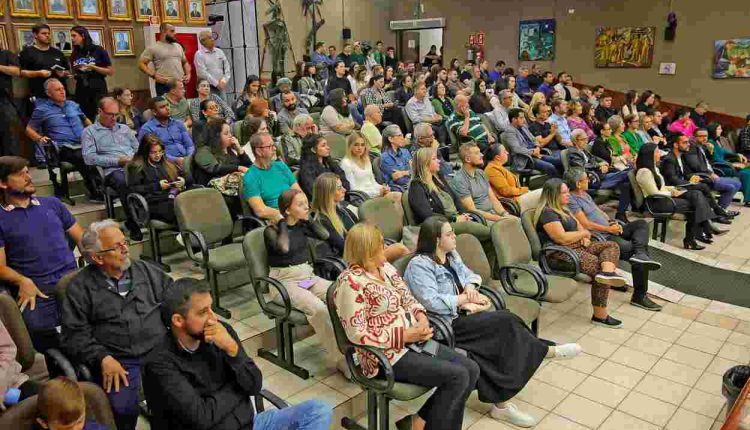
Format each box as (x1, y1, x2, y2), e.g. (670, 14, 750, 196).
(76, 0, 104, 19)
(518, 19, 555, 61)
(15, 24, 36, 50)
(595, 26, 655, 68)
(159, 0, 182, 23)
(185, 0, 204, 24)
(0, 26, 8, 50)
(11, 0, 40, 17)
(107, 0, 131, 20)
(111, 27, 135, 56)
(87, 25, 106, 50)
(44, 0, 73, 18)
(49, 24, 73, 54)
(134, 0, 155, 21)
(712, 38, 750, 79)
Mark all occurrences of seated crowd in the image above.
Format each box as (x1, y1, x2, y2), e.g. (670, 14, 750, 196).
(2, 25, 750, 430)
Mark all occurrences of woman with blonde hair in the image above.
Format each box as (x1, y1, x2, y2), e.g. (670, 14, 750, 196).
(566, 101, 595, 142)
(524, 92, 546, 121)
(311, 172, 408, 261)
(339, 131, 400, 202)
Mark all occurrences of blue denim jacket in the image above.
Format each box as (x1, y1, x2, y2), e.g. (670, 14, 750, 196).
(403, 252, 482, 318)
(380, 147, 412, 188)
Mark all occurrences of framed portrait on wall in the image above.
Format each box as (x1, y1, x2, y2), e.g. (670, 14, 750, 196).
(0, 27, 8, 50)
(76, 0, 103, 19)
(518, 19, 556, 61)
(594, 27, 655, 68)
(111, 27, 135, 56)
(159, 0, 182, 23)
(44, 0, 73, 18)
(15, 25, 36, 50)
(107, 0, 131, 20)
(134, 0, 155, 21)
(87, 25, 106, 50)
(49, 25, 73, 54)
(11, 0, 40, 17)
(185, 0, 204, 24)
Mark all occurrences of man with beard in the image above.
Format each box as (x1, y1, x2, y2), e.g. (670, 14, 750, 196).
(277, 91, 308, 135)
(0, 156, 83, 354)
(451, 142, 510, 222)
(143, 278, 333, 430)
(139, 23, 191, 95)
(61, 219, 173, 430)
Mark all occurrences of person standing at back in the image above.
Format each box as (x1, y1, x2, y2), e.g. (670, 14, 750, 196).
(0, 45, 20, 157)
(139, 23, 191, 96)
(20, 24, 69, 101)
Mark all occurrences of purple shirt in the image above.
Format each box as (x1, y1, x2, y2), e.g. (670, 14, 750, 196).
(538, 82, 555, 99)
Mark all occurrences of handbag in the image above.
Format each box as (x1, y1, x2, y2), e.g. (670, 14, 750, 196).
(208, 172, 242, 196)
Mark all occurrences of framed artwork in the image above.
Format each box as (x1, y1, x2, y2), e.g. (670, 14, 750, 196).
(15, 25, 36, 50)
(111, 27, 135, 56)
(159, 0, 182, 23)
(76, 0, 103, 19)
(0, 27, 7, 51)
(134, 0, 155, 21)
(185, 0, 204, 24)
(87, 25, 106, 50)
(107, 0, 131, 20)
(49, 25, 73, 54)
(595, 26, 655, 68)
(712, 39, 750, 79)
(518, 19, 556, 61)
(11, 0, 40, 17)
(44, 0, 72, 18)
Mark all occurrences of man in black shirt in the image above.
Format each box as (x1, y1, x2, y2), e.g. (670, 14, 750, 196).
(144, 278, 333, 430)
(690, 101, 708, 130)
(595, 94, 617, 124)
(0, 49, 20, 156)
(19, 23, 68, 100)
(324, 60, 353, 103)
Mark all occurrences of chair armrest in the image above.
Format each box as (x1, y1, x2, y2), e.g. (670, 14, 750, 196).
(313, 256, 347, 281)
(384, 238, 397, 246)
(539, 148, 552, 156)
(644, 195, 677, 217)
(478, 285, 506, 310)
(344, 344, 395, 394)
(45, 348, 78, 380)
(181, 229, 209, 267)
(426, 311, 455, 348)
(255, 389, 289, 413)
(253, 276, 292, 320)
(498, 263, 549, 300)
(538, 245, 582, 278)
(464, 210, 487, 225)
(712, 167, 726, 177)
(613, 219, 626, 227)
(236, 214, 265, 234)
(499, 198, 521, 217)
(126, 193, 150, 227)
(693, 172, 714, 182)
(76, 363, 93, 382)
(345, 190, 371, 207)
(590, 232, 608, 242)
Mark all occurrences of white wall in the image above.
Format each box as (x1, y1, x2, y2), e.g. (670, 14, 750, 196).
(419, 28, 444, 62)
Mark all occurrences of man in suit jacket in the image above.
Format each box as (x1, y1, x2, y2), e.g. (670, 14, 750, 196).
(682, 129, 742, 212)
(501, 108, 560, 177)
(660, 133, 732, 223)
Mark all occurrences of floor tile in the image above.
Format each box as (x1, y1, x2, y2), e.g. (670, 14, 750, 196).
(320, 373, 363, 398)
(609, 345, 660, 372)
(599, 410, 661, 430)
(587, 326, 635, 345)
(634, 374, 692, 406)
(465, 416, 517, 430)
(734, 320, 750, 335)
(624, 333, 672, 356)
(638, 320, 684, 343)
(617, 390, 678, 426)
(665, 408, 716, 430)
(681, 388, 726, 419)
(688, 321, 733, 341)
(286, 382, 350, 408)
(679, 295, 712, 311)
(661, 302, 702, 320)
(262, 369, 318, 398)
(718, 342, 750, 362)
(465, 390, 492, 415)
(694, 372, 723, 397)
(461, 407, 484, 430)
(676, 331, 725, 354)
(556, 352, 605, 374)
(663, 344, 715, 371)
(706, 356, 743, 376)
(616, 301, 659, 320)
(649, 358, 703, 386)
(553, 393, 613, 428)
(696, 311, 740, 331)
(533, 412, 589, 430)
(573, 375, 630, 408)
(592, 360, 646, 389)
(575, 334, 620, 359)
(515, 379, 568, 411)
(650, 311, 693, 330)
(727, 330, 750, 347)
(533, 362, 588, 391)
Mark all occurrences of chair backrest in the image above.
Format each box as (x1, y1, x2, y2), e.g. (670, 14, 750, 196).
(0, 294, 36, 372)
(520, 209, 543, 260)
(232, 119, 245, 142)
(628, 169, 645, 211)
(401, 189, 417, 226)
(455, 234, 492, 282)
(560, 148, 571, 172)
(182, 154, 195, 180)
(447, 123, 458, 152)
(242, 228, 271, 283)
(326, 283, 356, 356)
(174, 188, 234, 245)
(371, 156, 384, 184)
(0, 382, 116, 430)
(324, 133, 348, 161)
(403, 111, 413, 134)
(491, 214, 533, 266)
(391, 253, 416, 276)
(358, 197, 403, 242)
(238, 178, 253, 217)
(480, 114, 498, 140)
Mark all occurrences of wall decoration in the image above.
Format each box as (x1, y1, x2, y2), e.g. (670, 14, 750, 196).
(302, 0, 324, 56)
(87, 25, 106, 50)
(107, 0, 131, 20)
(0, 27, 7, 50)
(111, 27, 135, 56)
(712, 38, 750, 79)
(595, 26, 655, 68)
(76, 0, 103, 19)
(518, 19, 555, 61)
(11, 0, 40, 17)
(159, 0, 182, 22)
(658, 62, 676, 75)
(134, 0, 155, 21)
(15, 25, 36, 50)
(44, 0, 72, 18)
(185, 0, 204, 24)
(49, 25, 73, 54)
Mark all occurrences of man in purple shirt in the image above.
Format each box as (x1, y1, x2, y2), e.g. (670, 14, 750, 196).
(137, 96, 194, 169)
(0, 156, 83, 353)
(537, 71, 555, 100)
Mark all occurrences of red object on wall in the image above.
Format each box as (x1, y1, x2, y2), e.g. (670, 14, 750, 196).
(155, 32, 199, 98)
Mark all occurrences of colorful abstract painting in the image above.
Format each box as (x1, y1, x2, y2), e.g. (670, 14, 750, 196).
(713, 38, 750, 79)
(518, 19, 555, 61)
(595, 26, 655, 68)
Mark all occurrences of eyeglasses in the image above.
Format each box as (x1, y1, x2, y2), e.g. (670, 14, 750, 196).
(150, 150, 165, 156)
(97, 240, 130, 254)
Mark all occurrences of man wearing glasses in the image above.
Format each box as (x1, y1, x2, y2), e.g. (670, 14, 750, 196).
(82, 97, 142, 240)
(61, 219, 174, 430)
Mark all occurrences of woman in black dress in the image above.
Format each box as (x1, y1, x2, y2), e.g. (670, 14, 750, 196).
(70, 25, 113, 121)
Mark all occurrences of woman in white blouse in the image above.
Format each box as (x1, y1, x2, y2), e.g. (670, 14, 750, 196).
(340, 131, 402, 204)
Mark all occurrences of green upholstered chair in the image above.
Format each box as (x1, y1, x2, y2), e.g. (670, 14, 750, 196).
(323, 132, 348, 161)
(174, 188, 245, 318)
(358, 197, 404, 243)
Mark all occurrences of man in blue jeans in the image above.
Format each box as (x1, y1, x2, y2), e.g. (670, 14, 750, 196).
(144, 278, 332, 430)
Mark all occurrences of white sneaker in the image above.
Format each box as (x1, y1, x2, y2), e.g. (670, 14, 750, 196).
(490, 403, 538, 428)
(553, 343, 582, 359)
(175, 233, 185, 248)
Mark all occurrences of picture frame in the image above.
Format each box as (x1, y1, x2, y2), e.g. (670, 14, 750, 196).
(159, 0, 182, 23)
(518, 19, 556, 61)
(111, 27, 135, 56)
(76, 0, 103, 19)
(15, 25, 36, 50)
(107, 0, 131, 20)
(594, 26, 655, 68)
(0, 26, 7, 51)
(49, 25, 73, 55)
(712, 38, 750, 79)
(44, 0, 73, 18)
(11, 0, 40, 17)
(87, 25, 106, 50)
(133, 0, 155, 22)
(185, 0, 204, 24)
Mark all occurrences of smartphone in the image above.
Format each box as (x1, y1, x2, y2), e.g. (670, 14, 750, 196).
(50, 64, 66, 71)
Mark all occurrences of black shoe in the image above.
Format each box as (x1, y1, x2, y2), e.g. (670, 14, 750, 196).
(696, 234, 714, 244)
(715, 206, 731, 217)
(595, 272, 627, 287)
(708, 223, 729, 235)
(629, 253, 662, 270)
(611, 285, 629, 292)
(684, 239, 706, 250)
(726, 210, 740, 218)
(715, 216, 732, 225)
(591, 315, 623, 328)
(631, 295, 663, 311)
(615, 213, 630, 224)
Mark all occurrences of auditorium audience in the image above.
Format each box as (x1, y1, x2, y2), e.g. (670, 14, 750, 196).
(138, 23, 190, 96)
(325, 61, 353, 100)
(298, 134, 349, 199)
(277, 91, 309, 135)
(566, 101, 595, 142)
(502, 108, 560, 178)
(380, 124, 412, 190)
(194, 30, 231, 98)
(469, 79, 493, 114)
(113, 87, 144, 133)
(485, 89, 513, 134)
(636, 90, 656, 113)
(35, 377, 111, 430)
(548, 99, 573, 147)
(686, 128, 743, 211)
(739, 115, 750, 156)
(668, 108, 698, 137)
(484, 144, 542, 212)
(339, 131, 396, 201)
(525, 92, 546, 122)
(621, 114, 650, 154)
(527, 103, 559, 153)
(691, 101, 709, 130)
(233, 75, 267, 119)
(537, 71, 555, 99)
(19, 24, 68, 101)
(394, 74, 414, 106)
(319, 88, 356, 136)
(605, 115, 634, 170)
(193, 119, 251, 195)
(0, 320, 38, 406)
(333, 223, 479, 430)
(446, 94, 494, 151)
(406, 81, 447, 144)
(70, 25, 113, 121)
(163, 79, 191, 128)
(138, 96, 194, 169)
(360, 104, 383, 154)
(245, 98, 279, 136)
(451, 142, 510, 222)
(594, 94, 616, 124)
(620, 90, 639, 118)
(188, 79, 235, 123)
(62, 220, 173, 430)
(298, 62, 324, 107)
(281, 113, 315, 166)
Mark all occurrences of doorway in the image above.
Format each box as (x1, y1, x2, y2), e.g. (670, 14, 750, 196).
(397, 28, 444, 66)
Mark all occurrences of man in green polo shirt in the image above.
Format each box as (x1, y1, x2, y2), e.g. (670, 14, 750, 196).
(164, 79, 191, 128)
(446, 94, 495, 151)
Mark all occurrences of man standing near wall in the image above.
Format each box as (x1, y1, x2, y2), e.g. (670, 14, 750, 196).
(0, 47, 20, 157)
(193, 30, 231, 98)
(139, 23, 192, 96)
